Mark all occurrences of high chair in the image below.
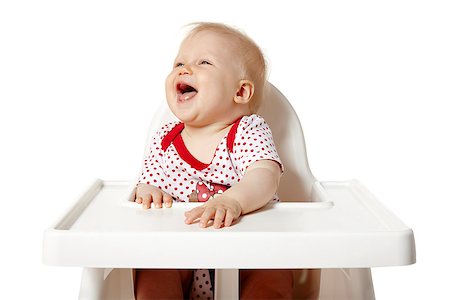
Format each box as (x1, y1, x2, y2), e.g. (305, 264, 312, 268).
(43, 82, 416, 299)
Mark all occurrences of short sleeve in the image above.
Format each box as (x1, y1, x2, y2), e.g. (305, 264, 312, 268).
(232, 115, 284, 176)
(137, 124, 171, 187)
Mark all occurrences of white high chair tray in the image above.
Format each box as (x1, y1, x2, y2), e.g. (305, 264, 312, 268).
(43, 179, 415, 269)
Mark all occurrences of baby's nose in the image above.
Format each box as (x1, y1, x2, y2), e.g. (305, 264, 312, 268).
(178, 65, 192, 75)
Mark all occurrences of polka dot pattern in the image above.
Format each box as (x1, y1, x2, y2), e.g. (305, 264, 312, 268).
(231, 115, 284, 177)
(137, 114, 283, 202)
(190, 269, 213, 300)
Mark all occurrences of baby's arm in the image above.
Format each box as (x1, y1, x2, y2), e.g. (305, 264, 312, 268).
(184, 159, 281, 228)
(134, 125, 175, 209)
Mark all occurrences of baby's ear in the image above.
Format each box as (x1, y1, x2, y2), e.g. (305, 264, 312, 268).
(234, 80, 254, 104)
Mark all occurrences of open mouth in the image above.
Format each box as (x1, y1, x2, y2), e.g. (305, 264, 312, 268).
(176, 82, 198, 102)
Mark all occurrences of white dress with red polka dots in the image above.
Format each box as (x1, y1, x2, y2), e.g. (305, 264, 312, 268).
(138, 114, 284, 203)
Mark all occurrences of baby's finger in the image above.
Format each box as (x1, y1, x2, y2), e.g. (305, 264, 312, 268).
(163, 193, 173, 208)
(184, 206, 205, 224)
(153, 192, 163, 209)
(135, 196, 143, 204)
(142, 194, 152, 209)
(200, 207, 216, 228)
(224, 209, 235, 227)
(213, 208, 226, 229)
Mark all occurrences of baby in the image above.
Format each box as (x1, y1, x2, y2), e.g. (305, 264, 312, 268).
(134, 22, 293, 299)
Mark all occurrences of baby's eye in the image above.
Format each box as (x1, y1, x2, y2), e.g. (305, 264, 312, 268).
(174, 62, 184, 68)
(200, 60, 212, 65)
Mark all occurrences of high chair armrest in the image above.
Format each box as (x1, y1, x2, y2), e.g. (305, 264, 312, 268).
(312, 180, 413, 231)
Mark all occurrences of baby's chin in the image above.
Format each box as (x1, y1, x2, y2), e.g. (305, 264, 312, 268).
(167, 99, 198, 122)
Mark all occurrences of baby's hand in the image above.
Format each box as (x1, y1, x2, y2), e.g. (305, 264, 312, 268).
(135, 183, 173, 209)
(184, 196, 242, 229)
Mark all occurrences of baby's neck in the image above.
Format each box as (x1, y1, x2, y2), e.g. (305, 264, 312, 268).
(182, 107, 251, 140)
(182, 122, 233, 141)
(180, 121, 236, 164)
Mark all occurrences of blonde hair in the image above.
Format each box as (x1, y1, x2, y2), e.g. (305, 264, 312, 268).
(183, 22, 266, 113)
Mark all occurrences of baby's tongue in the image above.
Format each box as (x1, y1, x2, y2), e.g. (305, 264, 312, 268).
(180, 91, 197, 101)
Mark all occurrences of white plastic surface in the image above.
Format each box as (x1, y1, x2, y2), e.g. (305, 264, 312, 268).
(43, 179, 415, 269)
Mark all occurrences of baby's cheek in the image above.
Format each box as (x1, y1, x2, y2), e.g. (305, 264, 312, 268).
(165, 73, 175, 95)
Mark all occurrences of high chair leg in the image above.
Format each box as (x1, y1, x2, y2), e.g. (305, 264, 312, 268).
(214, 269, 239, 300)
(318, 268, 375, 300)
(79, 268, 105, 300)
(79, 268, 135, 300)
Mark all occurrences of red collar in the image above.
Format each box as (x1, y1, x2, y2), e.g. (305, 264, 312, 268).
(161, 117, 242, 171)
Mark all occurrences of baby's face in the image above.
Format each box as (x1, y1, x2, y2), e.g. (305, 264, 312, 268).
(165, 31, 244, 126)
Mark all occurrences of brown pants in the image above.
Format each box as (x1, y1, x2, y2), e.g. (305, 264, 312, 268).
(135, 269, 294, 299)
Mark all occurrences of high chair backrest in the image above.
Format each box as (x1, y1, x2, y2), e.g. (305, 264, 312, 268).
(145, 82, 316, 202)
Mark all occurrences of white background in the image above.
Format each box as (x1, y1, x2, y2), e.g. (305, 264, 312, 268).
(1, 0, 449, 299)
